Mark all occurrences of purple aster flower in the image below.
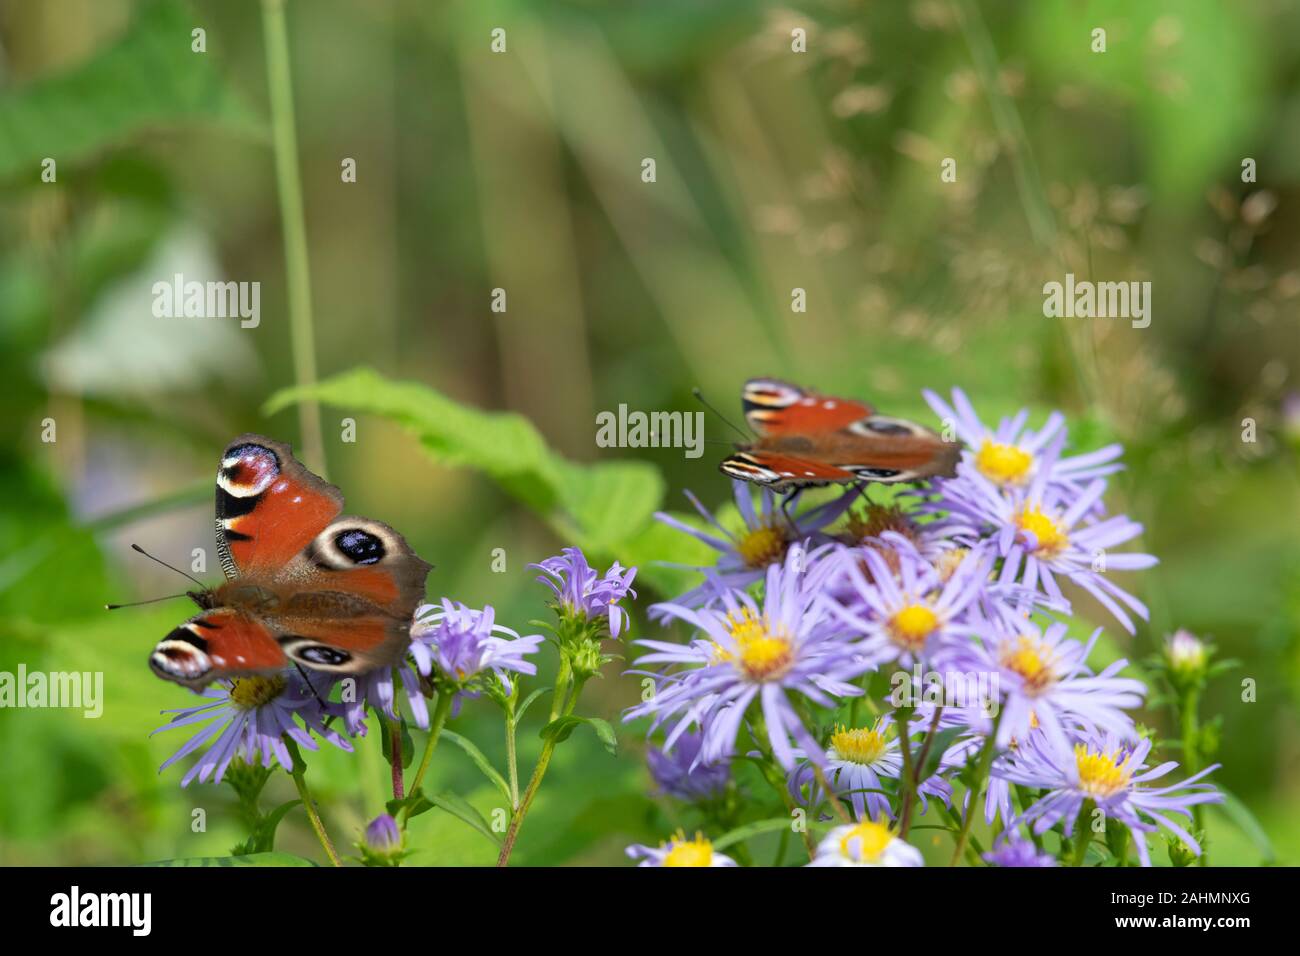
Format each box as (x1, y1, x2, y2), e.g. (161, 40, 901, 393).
(340, 661, 429, 735)
(153, 671, 352, 787)
(934, 438, 1157, 633)
(941, 618, 1146, 751)
(646, 731, 730, 802)
(533, 547, 637, 637)
(923, 386, 1123, 493)
(624, 544, 869, 770)
(999, 728, 1222, 866)
(411, 600, 543, 713)
(826, 533, 996, 668)
(807, 819, 924, 867)
(787, 717, 952, 821)
(984, 835, 1057, 867)
(652, 480, 856, 613)
(626, 831, 738, 867)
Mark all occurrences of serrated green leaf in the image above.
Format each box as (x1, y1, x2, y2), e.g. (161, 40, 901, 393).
(264, 367, 663, 555)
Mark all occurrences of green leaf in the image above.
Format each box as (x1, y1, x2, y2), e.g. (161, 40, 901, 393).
(378, 716, 415, 770)
(539, 715, 618, 755)
(251, 799, 302, 854)
(1214, 787, 1276, 865)
(386, 791, 432, 821)
(0, 0, 260, 181)
(144, 852, 317, 867)
(426, 792, 502, 847)
(711, 817, 796, 851)
(264, 367, 664, 555)
(441, 730, 511, 802)
(915, 726, 968, 784)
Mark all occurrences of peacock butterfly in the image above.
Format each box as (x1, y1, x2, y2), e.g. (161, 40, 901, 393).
(146, 434, 432, 690)
(719, 378, 960, 493)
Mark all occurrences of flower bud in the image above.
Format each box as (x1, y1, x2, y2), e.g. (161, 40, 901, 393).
(1166, 832, 1199, 868)
(1164, 629, 1208, 686)
(359, 814, 404, 866)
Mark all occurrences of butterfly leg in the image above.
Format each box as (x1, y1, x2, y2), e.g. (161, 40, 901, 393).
(293, 661, 330, 711)
(779, 489, 802, 534)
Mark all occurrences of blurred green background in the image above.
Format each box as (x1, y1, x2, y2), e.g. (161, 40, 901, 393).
(1, 0, 1297, 866)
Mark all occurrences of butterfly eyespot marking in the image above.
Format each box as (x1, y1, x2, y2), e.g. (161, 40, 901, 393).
(282, 638, 354, 669)
(305, 519, 398, 570)
(851, 416, 924, 438)
(335, 528, 385, 565)
(218, 443, 281, 498)
(848, 466, 904, 479)
(150, 638, 213, 681)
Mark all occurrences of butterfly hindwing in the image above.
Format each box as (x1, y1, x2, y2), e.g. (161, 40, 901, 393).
(264, 516, 434, 675)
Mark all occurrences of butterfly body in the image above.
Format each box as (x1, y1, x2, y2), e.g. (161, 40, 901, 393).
(149, 435, 432, 690)
(719, 378, 959, 493)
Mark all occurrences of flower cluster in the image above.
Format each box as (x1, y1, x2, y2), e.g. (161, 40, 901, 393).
(151, 546, 633, 868)
(626, 388, 1223, 867)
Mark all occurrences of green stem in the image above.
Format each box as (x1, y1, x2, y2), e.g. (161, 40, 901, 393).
(1179, 686, 1208, 866)
(1070, 800, 1094, 867)
(895, 705, 916, 832)
(901, 706, 943, 838)
(260, 0, 325, 474)
(948, 713, 1002, 866)
(404, 692, 453, 825)
(496, 661, 578, 866)
(285, 740, 341, 867)
(505, 703, 521, 809)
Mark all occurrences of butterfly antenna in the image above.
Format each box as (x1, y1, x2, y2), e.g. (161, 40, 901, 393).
(129, 543, 206, 588)
(692, 388, 752, 440)
(105, 593, 189, 611)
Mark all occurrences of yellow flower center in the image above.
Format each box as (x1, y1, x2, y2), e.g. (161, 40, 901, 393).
(735, 524, 788, 569)
(1074, 744, 1133, 798)
(999, 636, 1056, 694)
(1016, 506, 1069, 558)
(839, 818, 895, 863)
(976, 440, 1034, 485)
(228, 675, 287, 710)
(887, 603, 940, 652)
(830, 723, 889, 765)
(933, 547, 969, 583)
(726, 607, 794, 682)
(662, 832, 714, 867)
